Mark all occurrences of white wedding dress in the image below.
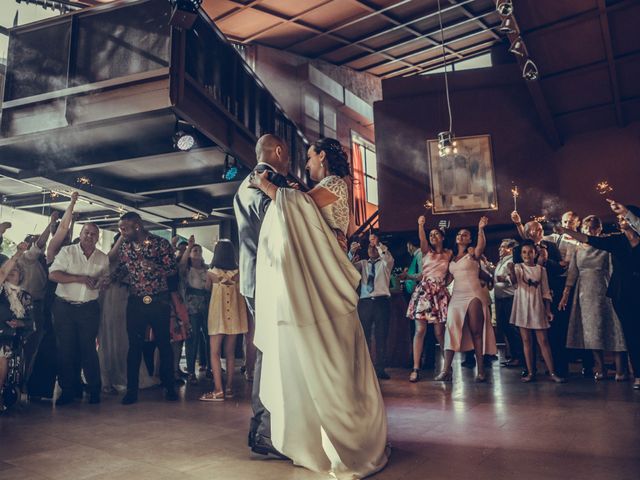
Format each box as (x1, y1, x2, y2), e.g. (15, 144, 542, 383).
(254, 180, 389, 479)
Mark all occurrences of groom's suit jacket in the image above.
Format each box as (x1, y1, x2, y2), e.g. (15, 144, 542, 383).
(234, 163, 288, 299)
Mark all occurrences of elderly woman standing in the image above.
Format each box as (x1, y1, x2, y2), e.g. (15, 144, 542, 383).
(0, 244, 34, 412)
(556, 209, 640, 388)
(559, 216, 627, 380)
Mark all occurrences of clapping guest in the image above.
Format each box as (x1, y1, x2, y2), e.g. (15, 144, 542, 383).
(49, 223, 109, 405)
(556, 209, 640, 389)
(508, 241, 564, 383)
(200, 240, 247, 402)
(559, 216, 627, 380)
(405, 215, 452, 382)
(354, 233, 395, 379)
(435, 217, 497, 383)
(179, 235, 211, 385)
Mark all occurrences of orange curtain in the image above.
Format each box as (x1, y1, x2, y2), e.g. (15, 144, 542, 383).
(351, 143, 367, 226)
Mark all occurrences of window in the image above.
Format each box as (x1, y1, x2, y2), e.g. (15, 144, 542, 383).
(351, 132, 377, 206)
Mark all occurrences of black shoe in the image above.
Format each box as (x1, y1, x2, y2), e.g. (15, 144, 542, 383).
(461, 360, 476, 368)
(121, 391, 138, 405)
(376, 370, 391, 380)
(251, 435, 289, 460)
(56, 395, 74, 406)
(165, 389, 179, 401)
(88, 393, 101, 404)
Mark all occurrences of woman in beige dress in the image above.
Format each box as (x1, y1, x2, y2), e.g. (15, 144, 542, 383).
(199, 240, 247, 402)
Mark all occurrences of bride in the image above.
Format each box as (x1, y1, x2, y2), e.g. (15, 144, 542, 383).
(249, 138, 389, 479)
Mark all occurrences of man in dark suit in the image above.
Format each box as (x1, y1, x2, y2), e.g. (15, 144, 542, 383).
(233, 134, 290, 458)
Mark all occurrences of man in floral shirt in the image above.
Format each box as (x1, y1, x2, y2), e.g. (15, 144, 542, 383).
(115, 212, 178, 405)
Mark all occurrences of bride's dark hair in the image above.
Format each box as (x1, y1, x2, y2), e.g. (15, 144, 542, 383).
(312, 138, 351, 179)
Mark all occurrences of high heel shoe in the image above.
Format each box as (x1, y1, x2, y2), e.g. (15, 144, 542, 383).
(409, 369, 420, 383)
(615, 374, 629, 382)
(474, 373, 487, 383)
(550, 373, 567, 384)
(434, 371, 452, 382)
(520, 374, 536, 383)
(594, 371, 606, 381)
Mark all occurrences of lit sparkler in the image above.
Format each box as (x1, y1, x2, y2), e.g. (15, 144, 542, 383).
(511, 185, 519, 211)
(76, 176, 92, 186)
(424, 200, 433, 210)
(596, 180, 613, 195)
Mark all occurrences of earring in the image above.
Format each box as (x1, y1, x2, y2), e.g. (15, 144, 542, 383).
(320, 162, 324, 167)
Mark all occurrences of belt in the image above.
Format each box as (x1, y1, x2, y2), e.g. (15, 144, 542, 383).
(362, 295, 390, 301)
(56, 296, 97, 306)
(129, 292, 170, 305)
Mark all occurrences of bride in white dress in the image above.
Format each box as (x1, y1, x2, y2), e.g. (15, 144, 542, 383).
(249, 138, 389, 479)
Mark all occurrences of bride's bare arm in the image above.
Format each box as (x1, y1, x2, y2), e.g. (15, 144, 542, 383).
(249, 171, 339, 210)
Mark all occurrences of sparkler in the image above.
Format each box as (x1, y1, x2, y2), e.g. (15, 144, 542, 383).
(511, 185, 519, 211)
(76, 176, 92, 186)
(595, 180, 613, 195)
(424, 200, 433, 210)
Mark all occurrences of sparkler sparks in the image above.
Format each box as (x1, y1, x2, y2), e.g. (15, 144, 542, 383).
(595, 180, 613, 195)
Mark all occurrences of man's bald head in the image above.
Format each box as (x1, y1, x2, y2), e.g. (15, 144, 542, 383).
(256, 134, 290, 175)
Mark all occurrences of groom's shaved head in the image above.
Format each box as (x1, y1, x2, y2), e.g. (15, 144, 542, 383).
(256, 134, 290, 175)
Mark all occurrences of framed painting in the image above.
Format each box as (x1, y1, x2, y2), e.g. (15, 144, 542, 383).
(426, 134, 498, 214)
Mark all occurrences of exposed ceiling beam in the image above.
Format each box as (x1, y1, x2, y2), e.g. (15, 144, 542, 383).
(445, 0, 500, 41)
(212, 0, 266, 23)
(135, 172, 242, 195)
(596, 0, 624, 127)
(325, 0, 463, 62)
(240, 1, 334, 43)
(222, 0, 428, 74)
(343, 10, 494, 69)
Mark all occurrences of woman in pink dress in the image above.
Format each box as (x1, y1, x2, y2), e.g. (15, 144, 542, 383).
(435, 216, 497, 382)
(405, 215, 452, 382)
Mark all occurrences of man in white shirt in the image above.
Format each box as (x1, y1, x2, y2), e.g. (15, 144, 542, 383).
(49, 223, 109, 405)
(354, 233, 394, 379)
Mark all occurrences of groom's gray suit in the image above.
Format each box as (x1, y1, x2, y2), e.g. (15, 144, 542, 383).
(234, 162, 288, 454)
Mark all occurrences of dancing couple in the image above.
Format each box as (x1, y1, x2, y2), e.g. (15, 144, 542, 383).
(234, 134, 389, 479)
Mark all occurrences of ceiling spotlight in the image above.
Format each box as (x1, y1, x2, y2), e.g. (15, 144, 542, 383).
(498, 16, 516, 35)
(222, 154, 239, 181)
(173, 120, 196, 151)
(522, 59, 539, 81)
(437, 131, 458, 157)
(496, 0, 513, 17)
(509, 37, 526, 57)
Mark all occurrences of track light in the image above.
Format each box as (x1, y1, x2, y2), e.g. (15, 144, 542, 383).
(498, 16, 516, 35)
(496, 0, 513, 17)
(437, 131, 458, 157)
(509, 37, 526, 57)
(522, 59, 539, 81)
(222, 154, 239, 181)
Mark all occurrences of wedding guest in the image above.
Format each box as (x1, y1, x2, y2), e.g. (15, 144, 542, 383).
(559, 215, 627, 380)
(508, 241, 564, 383)
(97, 234, 128, 393)
(435, 217, 497, 382)
(405, 216, 452, 382)
(556, 209, 640, 389)
(49, 223, 109, 405)
(115, 212, 179, 404)
(200, 240, 247, 402)
(46, 192, 79, 264)
(354, 233, 394, 379)
(180, 235, 211, 385)
(0, 244, 32, 412)
(511, 212, 568, 377)
(403, 240, 423, 301)
(608, 199, 640, 235)
(493, 238, 523, 367)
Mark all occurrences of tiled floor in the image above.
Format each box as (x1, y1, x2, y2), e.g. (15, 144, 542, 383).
(2, 361, 639, 480)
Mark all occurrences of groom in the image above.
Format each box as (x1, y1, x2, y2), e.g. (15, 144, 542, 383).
(234, 134, 290, 458)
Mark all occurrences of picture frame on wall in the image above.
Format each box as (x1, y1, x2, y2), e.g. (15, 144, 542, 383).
(426, 134, 498, 214)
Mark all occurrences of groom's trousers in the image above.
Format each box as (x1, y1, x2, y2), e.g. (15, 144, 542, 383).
(245, 297, 272, 447)
(358, 296, 391, 373)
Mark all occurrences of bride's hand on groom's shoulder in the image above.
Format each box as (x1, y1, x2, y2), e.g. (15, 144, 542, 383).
(248, 170, 269, 189)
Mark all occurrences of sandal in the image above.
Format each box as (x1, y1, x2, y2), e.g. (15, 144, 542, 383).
(409, 369, 419, 383)
(199, 391, 225, 402)
(225, 388, 234, 399)
(550, 373, 567, 384)
(474, 373, 487, 383)
(521, 374, 536, 383)
(615, 374, 629, 382)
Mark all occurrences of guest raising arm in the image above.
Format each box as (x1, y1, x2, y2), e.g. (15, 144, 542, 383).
(46, 191, 79, 264)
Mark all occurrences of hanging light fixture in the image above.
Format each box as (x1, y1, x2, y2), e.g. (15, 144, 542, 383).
(508, 37, 526, 57)
(173, 120, 196, 151)
(222, 154, 239, 181)
(435, 0, 456, 158)
(496, 0, 514, 17)
(522, 59, 539, 81)
(498, 16, 516, 34)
